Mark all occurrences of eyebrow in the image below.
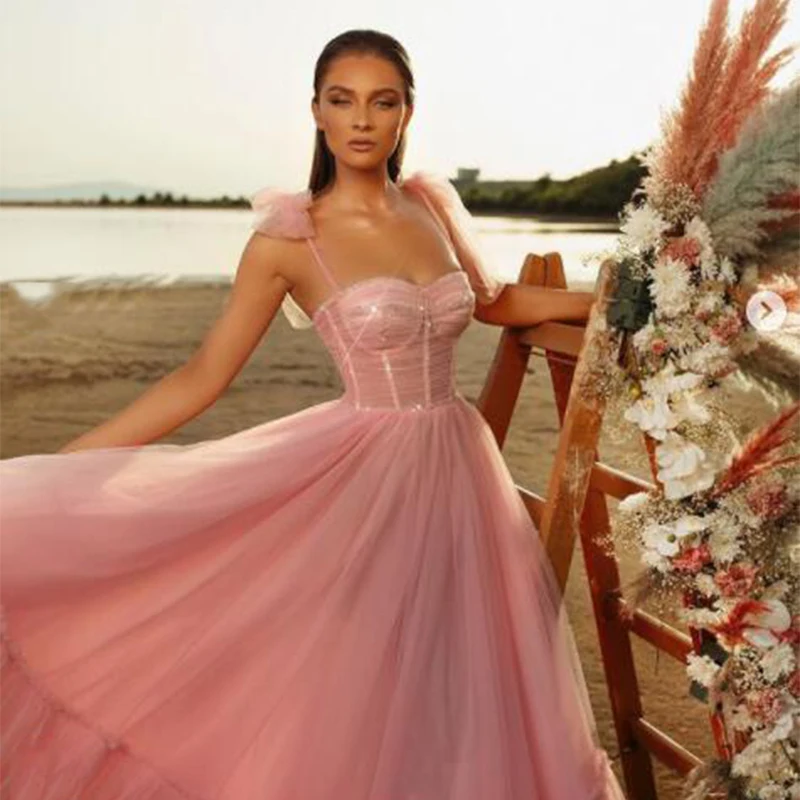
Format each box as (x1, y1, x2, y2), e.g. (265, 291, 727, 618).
(325, 85, 401, 96)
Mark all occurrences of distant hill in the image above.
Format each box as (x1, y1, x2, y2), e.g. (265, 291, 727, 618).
(0, 181, 166, 202)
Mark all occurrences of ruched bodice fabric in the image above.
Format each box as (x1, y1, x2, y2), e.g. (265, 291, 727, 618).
(313, 271, 474, 410)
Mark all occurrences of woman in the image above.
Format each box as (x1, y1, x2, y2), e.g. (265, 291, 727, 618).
(1, 28, 626, 800)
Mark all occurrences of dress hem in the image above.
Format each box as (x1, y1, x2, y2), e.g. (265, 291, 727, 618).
(0, 610, 206, 800)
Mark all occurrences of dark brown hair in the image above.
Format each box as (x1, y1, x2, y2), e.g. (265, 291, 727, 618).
(309, 30, 415, 195)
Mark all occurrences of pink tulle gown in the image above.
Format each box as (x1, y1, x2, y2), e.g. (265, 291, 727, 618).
(0, 171, 627, 799)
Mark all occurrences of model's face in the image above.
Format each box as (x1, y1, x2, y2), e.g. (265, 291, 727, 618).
(312, 53, 412, 172)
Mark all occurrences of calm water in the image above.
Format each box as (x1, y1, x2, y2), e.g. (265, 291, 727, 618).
(0, 206, 619, 303)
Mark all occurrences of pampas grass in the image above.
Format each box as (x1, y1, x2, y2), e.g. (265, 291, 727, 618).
(643, 0, 731, 197)
(711, 400, 800, 497)
(692, 0, 794, 195)
(703, 78, 800, 259)
(644, 0, 794, 202)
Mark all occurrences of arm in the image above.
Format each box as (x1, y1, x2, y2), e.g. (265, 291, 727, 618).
(472, 282, 596, 327)
(58, 233, 292, 453)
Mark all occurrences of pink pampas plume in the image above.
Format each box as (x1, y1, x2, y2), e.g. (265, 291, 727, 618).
(645, 0, 794, 202)
(647, 0, 731, 194)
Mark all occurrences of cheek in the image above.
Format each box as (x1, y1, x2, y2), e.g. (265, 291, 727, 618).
(322, 112, 350, 139)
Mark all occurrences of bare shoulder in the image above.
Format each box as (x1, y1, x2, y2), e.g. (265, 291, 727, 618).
(244, 229, 311, 292)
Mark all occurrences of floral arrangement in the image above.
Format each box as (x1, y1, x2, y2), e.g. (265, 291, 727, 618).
(599, 1, 800, 797)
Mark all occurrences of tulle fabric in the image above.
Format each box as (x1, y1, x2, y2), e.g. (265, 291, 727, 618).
(248, 170, 505, 330)
(398, 170, 505, 306)
(1, 394, 623, 799)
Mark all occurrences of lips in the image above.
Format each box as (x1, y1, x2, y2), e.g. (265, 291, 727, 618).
(348, 140, 376, 150)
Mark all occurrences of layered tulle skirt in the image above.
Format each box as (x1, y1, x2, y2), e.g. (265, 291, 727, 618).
(1, 393, 625, 799)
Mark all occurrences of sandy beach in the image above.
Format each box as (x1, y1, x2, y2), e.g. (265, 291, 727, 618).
(0, 278, 784, 798)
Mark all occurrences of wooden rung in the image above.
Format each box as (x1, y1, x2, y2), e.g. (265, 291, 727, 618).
(590, 463, 653, 499)
(520, 320, 585, 357)
(631, 718, 704, 775)
(613, 599, 693, 661)
(517, 485, 545, 529)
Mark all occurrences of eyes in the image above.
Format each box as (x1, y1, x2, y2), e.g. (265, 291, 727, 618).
(329, 98, 397, 109)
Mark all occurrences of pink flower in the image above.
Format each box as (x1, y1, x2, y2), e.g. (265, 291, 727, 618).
(662, 236, 702, 266)
(673, 542, 712, 573)
(788, 669, 800, 697)
(714, 563, 758, 598)
(710, 311, 743, 344)
(746, 480, 789, 520)
(651, 339, 669, 356)
(695, 307, 713, 323)
(746, 688, 783, 725)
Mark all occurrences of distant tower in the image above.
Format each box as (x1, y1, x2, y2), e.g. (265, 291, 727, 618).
(455, 168, 480, 185)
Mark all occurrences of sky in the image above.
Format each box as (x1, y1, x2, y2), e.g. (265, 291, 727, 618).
(1, 0, 798, 197)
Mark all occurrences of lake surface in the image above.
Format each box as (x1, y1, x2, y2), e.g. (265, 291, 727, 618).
(0, 206, 619, 303)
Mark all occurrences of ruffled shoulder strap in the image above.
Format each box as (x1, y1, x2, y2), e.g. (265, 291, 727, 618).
(400, 170, 504, 305)
(249, 186, 316, 240)
(248, 186, 316, 329)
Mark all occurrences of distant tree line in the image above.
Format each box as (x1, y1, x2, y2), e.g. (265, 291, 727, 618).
(85, 152, 647, 219)
(456, 154, 647, 218)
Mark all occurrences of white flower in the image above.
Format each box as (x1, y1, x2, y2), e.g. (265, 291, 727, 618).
(707, 528, 742, 563)
(618, 491, 650, 513)
(695, 572, 718, 596)
(685, 216, 716, 278)
(642, 548, 672, 573)
(651, 256, 692, 317)
(655, 432, 717, 499)
(760, 642, 795, 681)
(742, 599, 792, 649)
(671, 391, 711, 427)
(624, 365, 708, 440)
(642, 514, 707, 557)
(632, 320, 656, 351)
(695, 291, 724, 316)
(766, 704, 798, 742)
(620, 203, 670, 251)
(731, 735, 775, 778)
(624, 394, 678, 440)
(644, 362, 705, 397)
(686, 653, 721, 687)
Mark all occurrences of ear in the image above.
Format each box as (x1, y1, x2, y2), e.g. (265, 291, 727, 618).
(311, 98, 322, 130)
(401, 104, 414, 134)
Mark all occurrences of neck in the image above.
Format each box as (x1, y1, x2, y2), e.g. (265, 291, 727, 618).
(326, 166, 403, 212)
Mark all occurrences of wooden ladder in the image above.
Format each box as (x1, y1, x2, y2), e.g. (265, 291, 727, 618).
(475, 252, 728, 799)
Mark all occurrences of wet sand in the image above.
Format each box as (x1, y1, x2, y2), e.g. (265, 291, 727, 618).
(0, 279, 783, 797)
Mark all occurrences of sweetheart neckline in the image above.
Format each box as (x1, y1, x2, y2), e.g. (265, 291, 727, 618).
(310, 270, 470, 325)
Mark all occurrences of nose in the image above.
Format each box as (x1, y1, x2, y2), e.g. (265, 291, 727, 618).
(352, 103, 373, 130)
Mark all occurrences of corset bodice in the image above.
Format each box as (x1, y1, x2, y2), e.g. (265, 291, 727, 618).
(312, 270, 475, 410)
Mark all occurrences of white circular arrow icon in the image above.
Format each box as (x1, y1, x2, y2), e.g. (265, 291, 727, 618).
(746, 290, 787, 332)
